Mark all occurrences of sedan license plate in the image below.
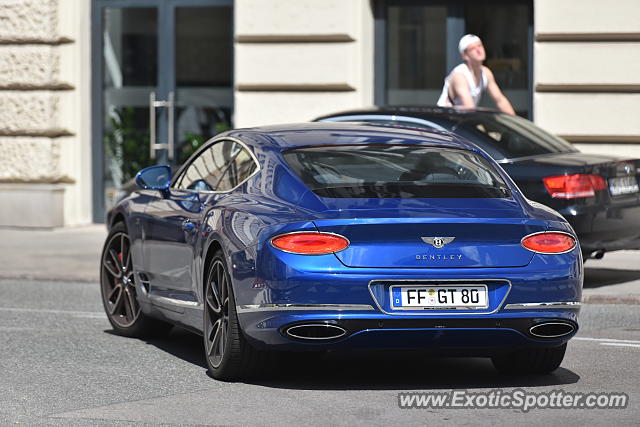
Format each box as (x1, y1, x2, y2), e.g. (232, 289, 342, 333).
(391, 285, 488, 310)
(609, 176, 639, 196)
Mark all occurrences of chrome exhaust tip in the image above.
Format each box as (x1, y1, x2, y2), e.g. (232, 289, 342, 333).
(285, 323, 347, 341)
(529, 322, 575, 338)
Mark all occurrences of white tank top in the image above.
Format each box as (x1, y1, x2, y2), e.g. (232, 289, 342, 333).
(437, 63, 488, 107)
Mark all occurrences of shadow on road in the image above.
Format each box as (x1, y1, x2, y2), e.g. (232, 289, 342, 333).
(584, 267, 640, 288)
(133, 328, 580, 391)
(143, 328, 208, 368)
(247, 351, 580, 391)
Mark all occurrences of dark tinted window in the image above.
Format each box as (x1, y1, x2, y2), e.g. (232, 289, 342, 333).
(452, 114, 577, 160)
(284, 145, 510, 198)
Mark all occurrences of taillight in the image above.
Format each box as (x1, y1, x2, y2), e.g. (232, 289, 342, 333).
(543, 174, 606, 199)
(270, 232, 350, 255)
(521, 232, 576, 254)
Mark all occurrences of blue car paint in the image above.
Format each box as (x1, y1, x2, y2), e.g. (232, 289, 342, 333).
(107, 123, 582, 352)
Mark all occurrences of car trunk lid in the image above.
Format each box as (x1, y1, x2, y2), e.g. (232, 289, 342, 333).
(312, 198, 544, 268)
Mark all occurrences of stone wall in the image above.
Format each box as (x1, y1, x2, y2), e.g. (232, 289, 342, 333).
(234, 0, 374, 127)
(0, 0, 91, 227)
(534, 0, 640, 157)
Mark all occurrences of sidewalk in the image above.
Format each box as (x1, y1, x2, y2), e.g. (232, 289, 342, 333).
(582, 251, 640, 305)
(0, 225, 107, 282)
(0, 225, 638, 304)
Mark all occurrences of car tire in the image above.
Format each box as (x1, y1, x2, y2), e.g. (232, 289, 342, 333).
(100, 222, 172, 338)
(203, 250, 269, 381)
(491, 343, 567, 375)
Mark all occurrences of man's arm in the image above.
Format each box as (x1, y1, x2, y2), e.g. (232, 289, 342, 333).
(484, 66, 515, 115)
(448, 72, 476, 108)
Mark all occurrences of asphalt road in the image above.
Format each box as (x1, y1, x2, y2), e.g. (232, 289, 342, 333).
(1, 279, 639, 426)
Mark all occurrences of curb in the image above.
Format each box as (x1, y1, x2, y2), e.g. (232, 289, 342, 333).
(582, 294, 640, 305)
(0, 274, 97, 284)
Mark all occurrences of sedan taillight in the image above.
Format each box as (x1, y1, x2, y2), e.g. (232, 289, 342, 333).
(543, 174, 606, 199)
(270, 232, 350, 255)
(521, 232, 576, 254)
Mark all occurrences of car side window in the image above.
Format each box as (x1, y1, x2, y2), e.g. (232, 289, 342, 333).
(230, 147, 258, 186)
(174, 140, 258, 192)
(175, 140, 234, 191)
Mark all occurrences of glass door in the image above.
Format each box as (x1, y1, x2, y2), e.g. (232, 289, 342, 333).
(174, 5, 233, 165)
(93, 0, 233, 222)
(101, 6, 161, 211)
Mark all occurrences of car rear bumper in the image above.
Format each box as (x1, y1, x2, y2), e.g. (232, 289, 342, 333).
(231, 246, 582, 352)
(238, 308, 579, 352)
(559, 200, 640, 252)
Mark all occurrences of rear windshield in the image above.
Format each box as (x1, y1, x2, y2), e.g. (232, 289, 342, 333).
(284, 145, 511, 198)
(452, 114, 578, 160)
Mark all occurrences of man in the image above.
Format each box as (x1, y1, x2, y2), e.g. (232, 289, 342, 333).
(437, 34, 515, 115)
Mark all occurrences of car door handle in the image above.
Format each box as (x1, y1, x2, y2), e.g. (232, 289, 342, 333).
(182, 220, 196, 232)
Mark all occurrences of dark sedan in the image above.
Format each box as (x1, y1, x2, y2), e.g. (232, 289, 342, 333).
(315, 107, 640, 259)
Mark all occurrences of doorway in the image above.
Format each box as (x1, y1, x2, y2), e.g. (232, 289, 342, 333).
(91, 0, 233, 222)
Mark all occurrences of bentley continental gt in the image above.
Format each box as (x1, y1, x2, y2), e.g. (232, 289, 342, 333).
(100, 123, 582, 380)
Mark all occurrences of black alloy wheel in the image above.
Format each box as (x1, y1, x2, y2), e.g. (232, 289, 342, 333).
(203, 251, 268, 381)
(101, 225, 139, 328)
(204, 259, 230, 369)
(100, 222, 171, 337)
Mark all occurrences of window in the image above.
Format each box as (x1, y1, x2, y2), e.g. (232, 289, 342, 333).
(284, 145, 510, 198)
(452, 114, 577, 160)
(378, 0, 532, 117)
(174, 140, 258, 192)
(230, 147, 258, 186)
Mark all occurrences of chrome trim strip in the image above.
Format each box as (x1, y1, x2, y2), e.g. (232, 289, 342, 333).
(368, 278, 512, 316)
(319, 114, 450, 133)
(236, 303, 375, 313)
(504, 302, 581, 310)
(497, 151, 579, 164)
(149, 294, 202, 309)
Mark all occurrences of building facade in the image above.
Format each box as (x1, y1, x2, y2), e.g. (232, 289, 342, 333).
(0, 0, 638, 227)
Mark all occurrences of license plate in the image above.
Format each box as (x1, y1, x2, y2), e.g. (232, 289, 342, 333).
(391, 285, 488, 309)
(609, 176, 639, 196)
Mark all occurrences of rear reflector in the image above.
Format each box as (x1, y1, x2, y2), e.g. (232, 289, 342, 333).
(270, 232, 350, 255)
(521, 232, 576, 254)
(543, 174, 606, 199)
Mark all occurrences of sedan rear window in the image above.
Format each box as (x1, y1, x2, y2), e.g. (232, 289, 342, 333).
(453, 114, 578, 160)
(284, 145, 510, 198)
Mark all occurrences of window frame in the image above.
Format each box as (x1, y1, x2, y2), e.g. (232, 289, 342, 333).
(319, 114, 449, 132)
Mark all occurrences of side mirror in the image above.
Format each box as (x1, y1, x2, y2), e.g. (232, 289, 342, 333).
(135, 165, 172, 194)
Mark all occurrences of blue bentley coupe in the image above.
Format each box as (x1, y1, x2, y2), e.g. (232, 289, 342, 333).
(100, 122, 582, 380)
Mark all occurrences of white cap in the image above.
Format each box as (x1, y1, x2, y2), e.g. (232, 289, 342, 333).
(458, 34, 481, 54)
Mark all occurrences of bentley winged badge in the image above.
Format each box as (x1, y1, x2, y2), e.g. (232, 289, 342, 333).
(421, 236, 455, 249)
